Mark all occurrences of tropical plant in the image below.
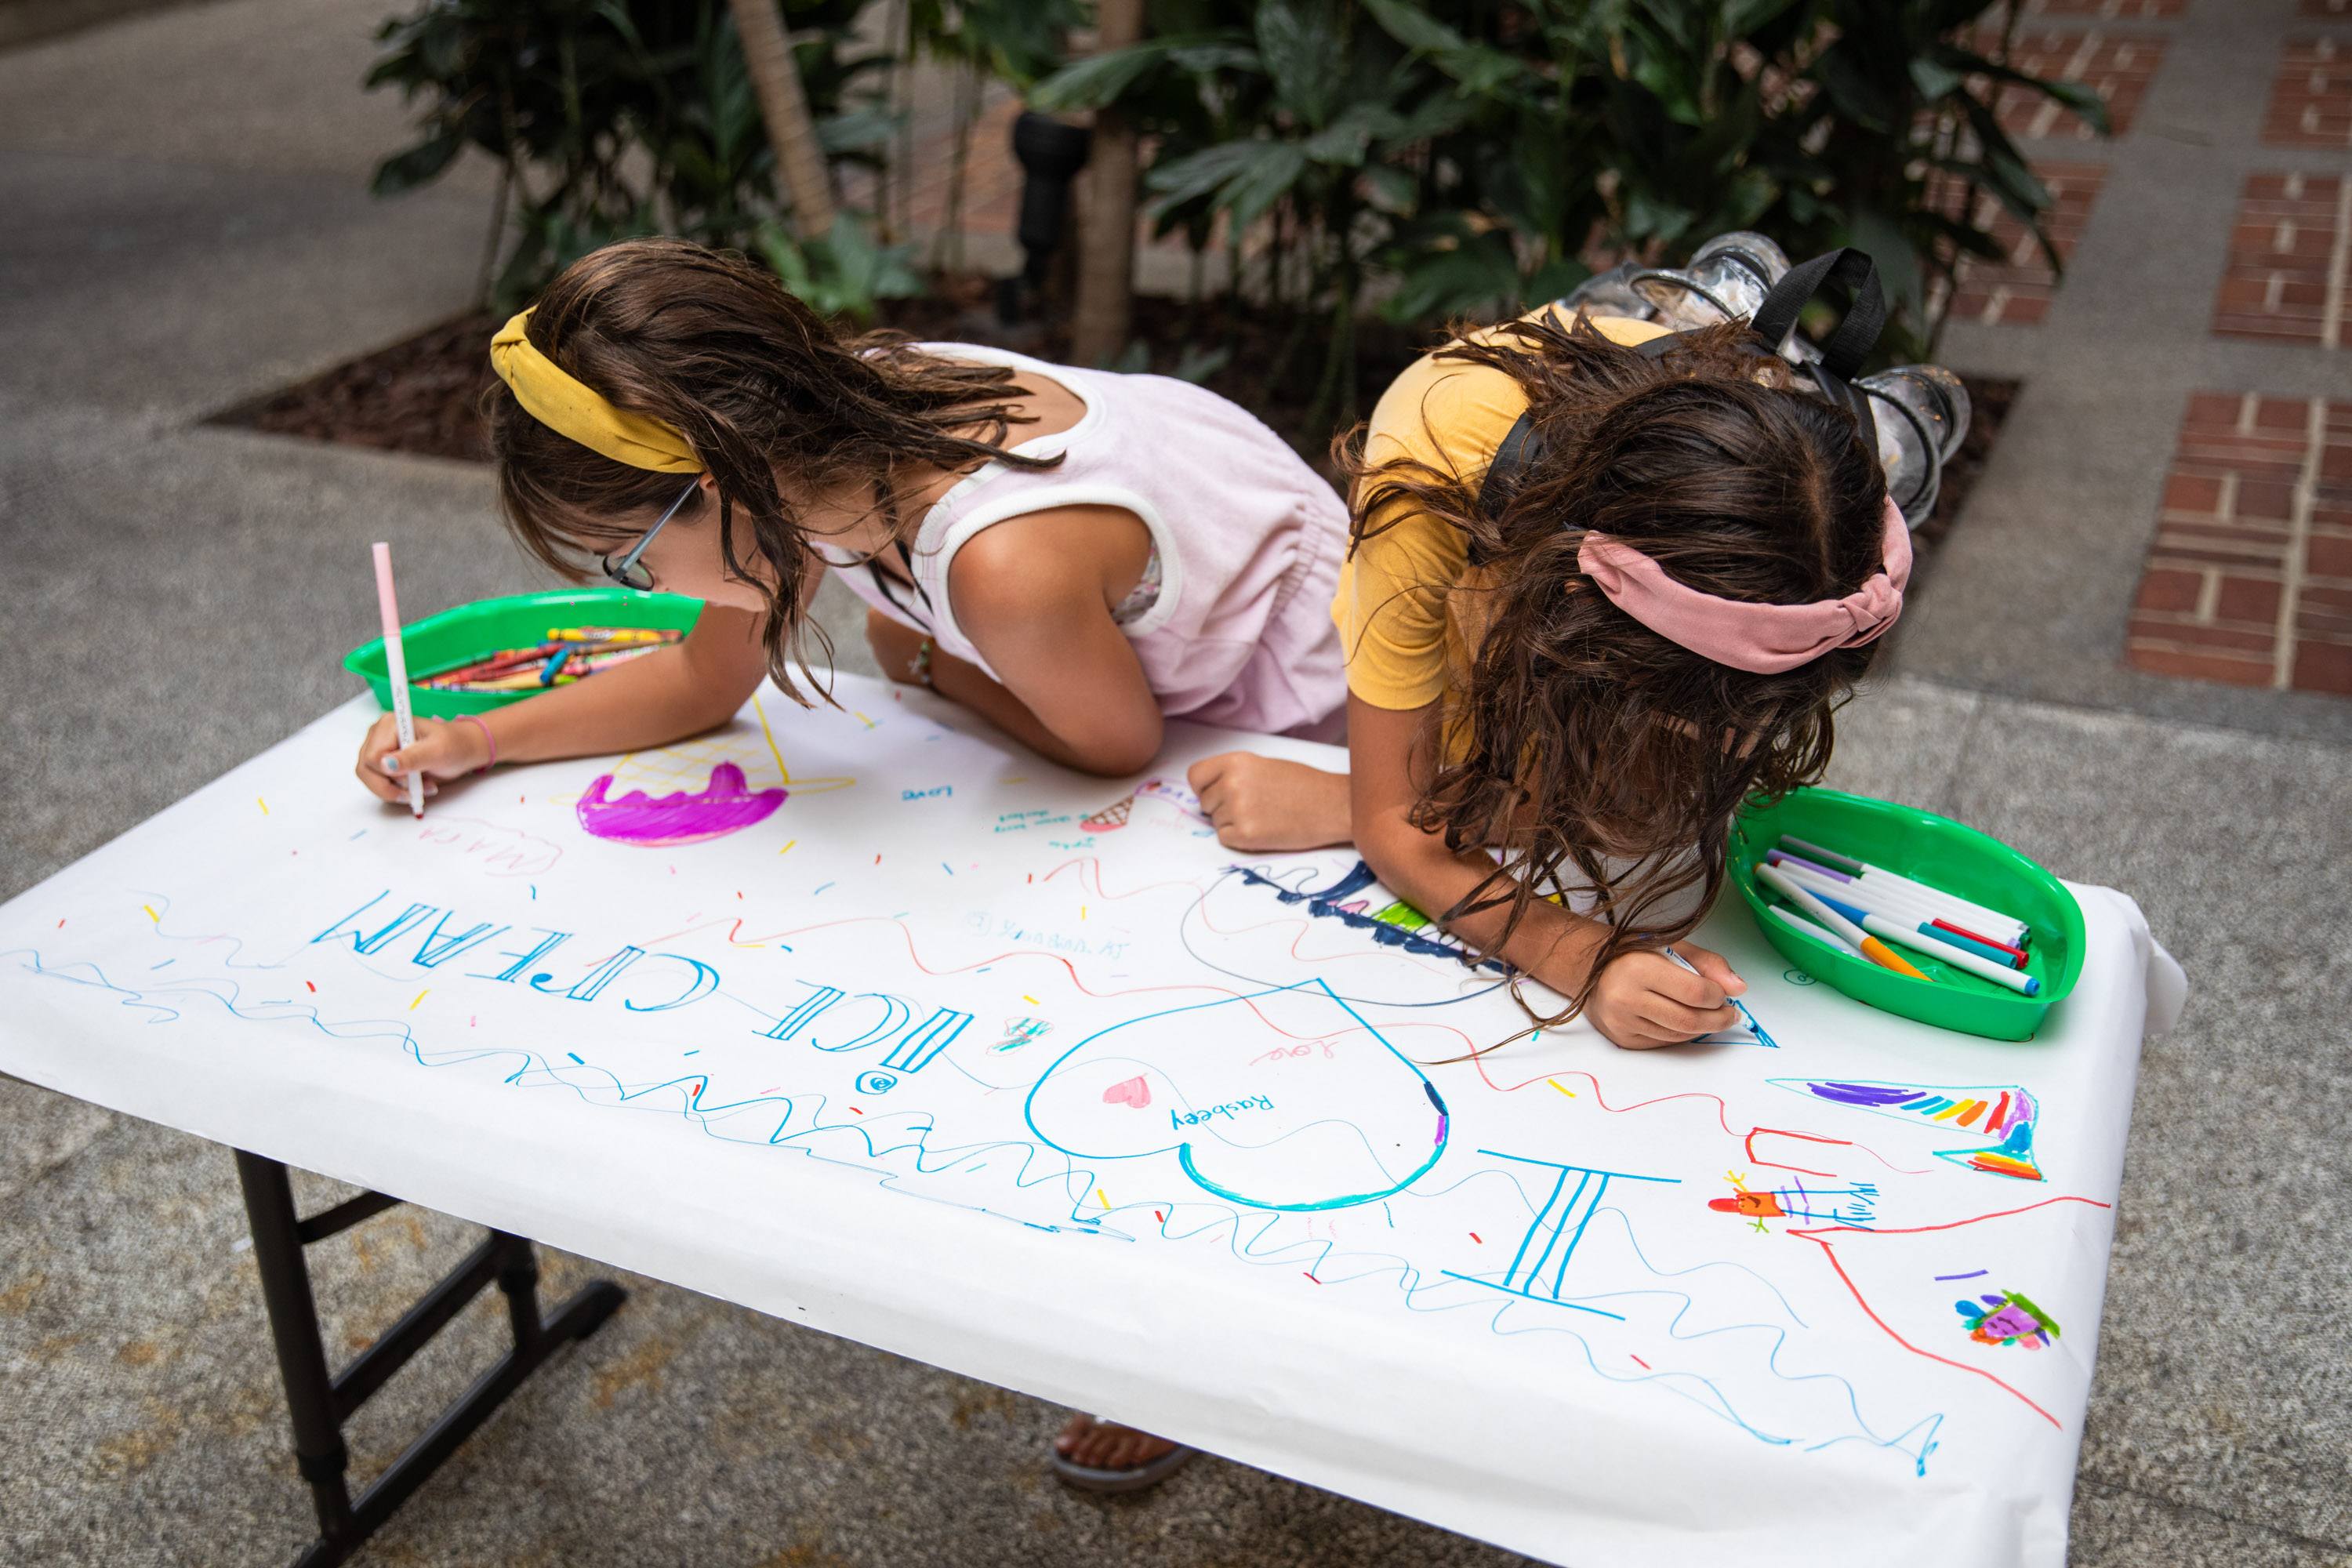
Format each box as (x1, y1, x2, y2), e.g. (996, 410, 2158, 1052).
(366, 0, 899, 307)
(1029, 0, 2107, 417)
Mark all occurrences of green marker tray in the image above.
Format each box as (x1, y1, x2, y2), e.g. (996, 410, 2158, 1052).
(344, 586, 704, 720)
(1730, 786, 2084, 1041)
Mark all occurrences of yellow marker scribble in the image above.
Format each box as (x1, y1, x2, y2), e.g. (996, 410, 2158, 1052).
(778, 838, 797, 855)
(1547, 1078, 1575, 1098)
(1095, 1188, 1111, 1210)
(256, 797, 269, 815)
(142, 905, 158, 924)
(409, 989, 429, 1011)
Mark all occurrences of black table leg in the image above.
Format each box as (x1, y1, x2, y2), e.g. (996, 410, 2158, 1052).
(234, 1151, 626, 1568)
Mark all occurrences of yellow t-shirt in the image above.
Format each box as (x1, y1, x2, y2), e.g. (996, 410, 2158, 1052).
(1333, 310, 1671, 711)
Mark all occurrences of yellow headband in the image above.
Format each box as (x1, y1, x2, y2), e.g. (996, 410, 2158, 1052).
(488, 308, 700, 473)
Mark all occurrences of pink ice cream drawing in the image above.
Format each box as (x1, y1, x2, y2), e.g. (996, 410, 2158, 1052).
(575, 762, 786, 847)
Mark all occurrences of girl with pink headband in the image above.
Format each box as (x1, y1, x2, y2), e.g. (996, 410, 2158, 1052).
(1187, 301, 1907, 1051)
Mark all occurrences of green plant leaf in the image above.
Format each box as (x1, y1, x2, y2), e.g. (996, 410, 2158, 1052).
(1028, 38, 1175, 112)
(369, 127, 464, 196)
(1256, 0, 1347, 128)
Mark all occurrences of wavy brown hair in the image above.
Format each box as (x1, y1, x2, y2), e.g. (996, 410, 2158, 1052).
(1337, 310, 1893, 1033)
(486, 237, 1061, 700)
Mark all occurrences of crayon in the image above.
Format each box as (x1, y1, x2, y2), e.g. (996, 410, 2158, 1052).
(547, 626, 674, 644)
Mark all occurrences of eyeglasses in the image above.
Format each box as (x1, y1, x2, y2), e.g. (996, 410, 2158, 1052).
(601, 477, 702, 592)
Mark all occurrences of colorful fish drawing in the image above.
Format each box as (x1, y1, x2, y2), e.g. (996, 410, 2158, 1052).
(1956, 1289, 2060, 1349)
(575, 761, 787, 848)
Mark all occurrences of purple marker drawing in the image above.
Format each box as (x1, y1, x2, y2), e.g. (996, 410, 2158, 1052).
(576, 761, 786, 848)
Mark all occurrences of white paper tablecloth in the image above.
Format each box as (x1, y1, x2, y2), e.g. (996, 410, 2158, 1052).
(0, 676, 2180, 1566)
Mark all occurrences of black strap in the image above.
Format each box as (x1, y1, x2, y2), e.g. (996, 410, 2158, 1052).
(1749, 247, 1886, 380)
(866, 539, 933, 630)
(1479, 410, 1547, 523)
(1485, 248, 1890, 526)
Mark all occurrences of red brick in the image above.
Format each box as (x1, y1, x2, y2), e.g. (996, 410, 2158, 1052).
(2291, 639, 2352, 693)
(2125, 644, 2277, 685)
(2162, 474, 2223, 513)
(2127, 618, 2276, 652)
(2184, 392, 2249, 430)
(2307, 535, 2352, 576)
(2216, 575, 2285, 622)
(2237, 478, 2301, 521)
(2134, 568, 2206, 612)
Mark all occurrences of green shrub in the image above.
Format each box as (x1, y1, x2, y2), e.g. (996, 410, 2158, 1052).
(1032, 0, 2103, 418)
(366, 0, 898, 307)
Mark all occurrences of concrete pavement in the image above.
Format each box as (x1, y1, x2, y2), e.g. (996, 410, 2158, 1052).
(2, 2, 2346, 1563)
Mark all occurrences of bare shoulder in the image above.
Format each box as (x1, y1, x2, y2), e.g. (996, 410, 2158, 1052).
(947, 503, 1150, 622)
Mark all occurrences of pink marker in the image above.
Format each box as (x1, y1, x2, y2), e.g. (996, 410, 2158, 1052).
(371, 543, 426, 818)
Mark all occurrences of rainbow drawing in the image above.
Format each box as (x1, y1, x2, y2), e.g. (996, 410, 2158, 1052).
(1769, 1077, 2045, 1181)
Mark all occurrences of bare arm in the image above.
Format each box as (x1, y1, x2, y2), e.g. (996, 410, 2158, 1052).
(878, 509, 1163, 777)
(354, 587, 789, 801)
(1346, 695, 1745, 1047)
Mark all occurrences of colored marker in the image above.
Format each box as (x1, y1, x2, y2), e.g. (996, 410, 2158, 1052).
(1766, 855, 1954, 928)
(1933, 917, 2027, 961)
(1766, 848, 1854, 884)
(1766, 855, 2026, 949)
(1776, 837, 2029, 943)
(1662, 946, 1775, 1047)
(538, 645, 574, 685)
(1764, 901, 1864, 959)
(1810, 891, 2040, 995)
(1911, 923, 2025, 969)
(370, 542, 426, 818)
(1756, 864, 1929, 980)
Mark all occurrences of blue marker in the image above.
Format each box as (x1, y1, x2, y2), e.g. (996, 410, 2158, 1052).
(1661, 947, 1777, 1047)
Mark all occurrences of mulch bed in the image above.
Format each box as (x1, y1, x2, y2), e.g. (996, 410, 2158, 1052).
(208, 276, 2013, 548)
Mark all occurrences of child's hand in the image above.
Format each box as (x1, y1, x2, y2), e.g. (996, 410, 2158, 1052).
(866, 608, 927, 684)
(352, 713, 488, 804)
(1584, 942, 1746, 1050)
(1187, 753, 1352, 851)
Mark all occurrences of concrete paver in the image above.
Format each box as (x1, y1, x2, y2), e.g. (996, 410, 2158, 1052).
(4, 0, 2347, 1563)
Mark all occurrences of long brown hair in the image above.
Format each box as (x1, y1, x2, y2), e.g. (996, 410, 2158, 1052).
(486, 238, 1061, 699)
(1337, 310, 1892, 1033)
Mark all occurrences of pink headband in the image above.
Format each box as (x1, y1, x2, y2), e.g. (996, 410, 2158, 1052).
(1577, 496, 1911, 673)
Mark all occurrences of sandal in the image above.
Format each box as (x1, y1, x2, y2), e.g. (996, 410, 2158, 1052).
(1050, 1416, 1198, 1494)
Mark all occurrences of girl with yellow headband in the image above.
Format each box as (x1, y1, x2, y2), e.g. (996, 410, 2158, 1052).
(349, 235, 1345, 1491)
(354, 238, 1350, 808)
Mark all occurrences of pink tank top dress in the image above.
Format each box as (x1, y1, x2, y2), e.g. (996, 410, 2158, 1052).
(819, 343, 1349, 741)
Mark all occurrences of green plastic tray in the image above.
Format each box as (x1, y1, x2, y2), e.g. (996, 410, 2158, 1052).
(343, 587, 704, 720)
(1730, 786, 2084, 1041)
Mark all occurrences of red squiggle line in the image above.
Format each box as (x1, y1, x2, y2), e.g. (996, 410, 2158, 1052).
(1784, 1196, 2114, 1432)
(1472, 1058, 1739, 1135)
(1789, 1194, 2111, 1240)
(1038, 855, 1207, 904)
(1745, 1127, 1932, 1179)
(1797, 1235, 2060, 1429)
